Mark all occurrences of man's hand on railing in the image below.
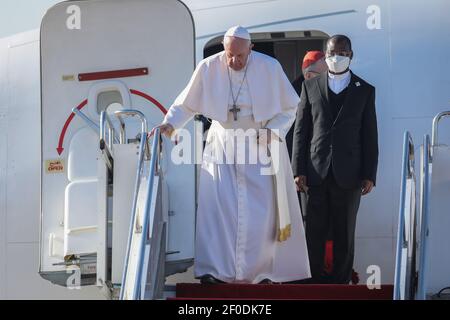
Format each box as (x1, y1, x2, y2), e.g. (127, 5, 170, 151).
(148, 123, 174, 139)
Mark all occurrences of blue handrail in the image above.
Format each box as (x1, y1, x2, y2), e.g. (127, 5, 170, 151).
(394, 131, 416, 300)
(431, 111, 450, 147)
(134, 128, 161, 300)
(119, 127, 161, 300)
(119, 130, 148, 300)
(72, 107, 100, 134)
(417, 134, 431, 300)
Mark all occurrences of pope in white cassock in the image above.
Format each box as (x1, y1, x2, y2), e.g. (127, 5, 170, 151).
(154, 26, 310, 284)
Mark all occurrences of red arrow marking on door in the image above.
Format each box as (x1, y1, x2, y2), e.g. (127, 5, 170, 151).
(130, 89, 167, 114)
(57, 99, 88, 155)
(56, 91, 167, 155)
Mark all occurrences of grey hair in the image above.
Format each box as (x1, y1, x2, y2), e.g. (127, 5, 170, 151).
(302, 58, 325, 75)
(223, 36, 252, 47)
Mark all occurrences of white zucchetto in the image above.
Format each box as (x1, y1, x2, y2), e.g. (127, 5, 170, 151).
(224, 25, 251, 41)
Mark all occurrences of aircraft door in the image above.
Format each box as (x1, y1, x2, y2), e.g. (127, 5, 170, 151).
(40, 0, 195, 287)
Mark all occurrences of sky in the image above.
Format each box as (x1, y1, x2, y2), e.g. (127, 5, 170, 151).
(0, 0, 62, 38)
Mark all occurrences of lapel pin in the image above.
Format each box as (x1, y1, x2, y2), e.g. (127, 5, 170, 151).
(355, 81, 361, 87)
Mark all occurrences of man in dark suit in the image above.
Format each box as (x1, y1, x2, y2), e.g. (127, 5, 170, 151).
(291, 35, 378, 284)
(286, 51, 327, 159)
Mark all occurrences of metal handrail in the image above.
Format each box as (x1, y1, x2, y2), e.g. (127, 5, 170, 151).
(119, 128, 162, 300)
(431, 111, 450, 147)
(114, 109, 148, 135)
(114, 109, 150, 159)
(394, 131, 417, 300)
(134, 128, 161, 299)
(119, 129, 149, 300)
(72, 107, 100, 134)
(100, 111, 120, 149)
(116, 115, 126, 144)
(99, 111, 121, 171)
(417, 134, 431, 300)
(114, 109, 149, 145)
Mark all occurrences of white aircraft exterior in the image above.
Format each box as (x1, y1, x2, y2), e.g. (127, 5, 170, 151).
(0, 0, 449, 299)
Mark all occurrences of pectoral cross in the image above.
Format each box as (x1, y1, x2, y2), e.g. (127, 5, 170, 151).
(230, 104, 241, 121)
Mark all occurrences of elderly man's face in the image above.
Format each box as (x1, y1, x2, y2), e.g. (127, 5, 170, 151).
(223, 37, 253, 71)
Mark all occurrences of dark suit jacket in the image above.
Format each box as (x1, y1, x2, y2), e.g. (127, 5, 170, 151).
(291, 71, 378, 189)
(291, 74, 305, 97)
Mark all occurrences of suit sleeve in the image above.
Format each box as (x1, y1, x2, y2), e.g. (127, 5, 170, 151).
(291, 81, 312, 177)
(361, 87, 379, 185)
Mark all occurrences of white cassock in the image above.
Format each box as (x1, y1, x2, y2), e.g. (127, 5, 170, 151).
(163, 50, 310, 283)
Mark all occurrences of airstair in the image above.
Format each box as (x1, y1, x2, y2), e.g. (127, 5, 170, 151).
(69, 106, 184, 300)
(64, 108, 170, 300)
(394, 111, 450, 300)
(116, 118, 166, 300)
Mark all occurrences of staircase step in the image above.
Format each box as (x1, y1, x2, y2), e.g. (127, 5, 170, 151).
(176, 283, 393, 300)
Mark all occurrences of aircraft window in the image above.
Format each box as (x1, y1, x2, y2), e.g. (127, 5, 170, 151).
(96, 90, 123, 114)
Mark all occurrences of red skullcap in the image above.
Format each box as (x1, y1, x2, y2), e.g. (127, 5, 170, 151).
(302, 51, 325, 70)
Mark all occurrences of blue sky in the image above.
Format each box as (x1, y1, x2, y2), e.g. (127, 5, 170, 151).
(0, 0, 61, 38)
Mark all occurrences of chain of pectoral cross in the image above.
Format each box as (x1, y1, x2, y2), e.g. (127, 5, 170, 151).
(227, 61, 250, 121)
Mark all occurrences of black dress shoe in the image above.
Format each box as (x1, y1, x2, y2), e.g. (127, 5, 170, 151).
(200, 274, 225, 284)
(258, 278, 274, 284)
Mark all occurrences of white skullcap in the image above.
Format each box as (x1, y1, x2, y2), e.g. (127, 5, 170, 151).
(224, 25, 251, 41)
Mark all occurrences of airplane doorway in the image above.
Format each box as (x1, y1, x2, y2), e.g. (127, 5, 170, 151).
(203, 30, 329, 82)
(199, 30, 329, 140)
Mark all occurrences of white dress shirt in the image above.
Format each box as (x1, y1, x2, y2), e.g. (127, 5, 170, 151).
(328, 70, 351, 94)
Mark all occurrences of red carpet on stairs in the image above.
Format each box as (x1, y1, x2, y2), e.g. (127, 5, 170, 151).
(175, 283, 393, 300)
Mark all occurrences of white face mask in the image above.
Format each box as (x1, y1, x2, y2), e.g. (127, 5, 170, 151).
(326, 55, 351, 74)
